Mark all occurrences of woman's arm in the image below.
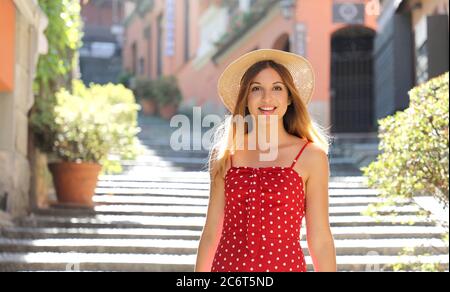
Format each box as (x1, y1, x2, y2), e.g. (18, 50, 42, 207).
(194, 164, 226, 272)
(304, 146, 337, 272)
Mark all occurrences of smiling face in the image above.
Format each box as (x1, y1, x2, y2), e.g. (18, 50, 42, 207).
(247, 67, 292, 122)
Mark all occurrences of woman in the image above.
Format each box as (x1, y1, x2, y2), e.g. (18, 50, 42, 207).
(195, 49, 336, 272)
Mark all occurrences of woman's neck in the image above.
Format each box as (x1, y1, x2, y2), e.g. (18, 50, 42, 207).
(246, 118, 290, 151)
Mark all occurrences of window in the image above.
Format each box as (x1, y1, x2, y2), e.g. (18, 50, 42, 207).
(131, 42, 137, 74)
(144, 25, 152, 78)
(157, 14, 163, 77)
(139, 57, 145, 75)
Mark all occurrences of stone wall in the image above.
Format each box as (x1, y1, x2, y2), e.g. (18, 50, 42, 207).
(0, 0, 47, 222)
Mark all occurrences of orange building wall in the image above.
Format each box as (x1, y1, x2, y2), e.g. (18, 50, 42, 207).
(177, 0, 377, 113)
(296, 0, 378, 102)
(178, 8, 294, 112)
(124, 0, 202, 78)
(166, 0, 202, 76)
(124, 0, 378, 117)
(123, 14, 145, 75)
(0, 0, 15, 92)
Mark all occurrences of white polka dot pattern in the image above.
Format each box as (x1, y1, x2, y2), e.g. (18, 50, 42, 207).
(211, 142, 310, 272)
(211, 167, 306, 272)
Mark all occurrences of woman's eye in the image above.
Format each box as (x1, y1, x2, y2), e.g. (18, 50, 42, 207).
(274, 86, 283, 91)
(251, 86, 260, 92)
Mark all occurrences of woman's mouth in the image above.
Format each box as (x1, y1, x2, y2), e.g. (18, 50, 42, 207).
(258, 106, 277, 115)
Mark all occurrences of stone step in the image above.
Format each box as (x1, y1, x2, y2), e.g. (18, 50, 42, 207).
(121, 165, 207, 173)
(94, 187, 381, 198)
(99, 172, 212, 184)
(333, 254, 449, 272)
(119, 157, 359, 167)
(135, 143, 376, 163)
(95, 182, 381, 197)
(99, 174, 368, 185)
(94, 188, 211, 198)
(17, 215, 206, 230)
(117, 160, 206, 168)
(0, 252, 196, 272)
(330, 226, 448, 240)
(0, 238, 199, 255)
(16, 214, 436, 230)
(0, 252, 447, 272)
(96, 181, 211, 190)
(93, 195, 209, 206)
(140, 149, 210, 158)
(139, 141, 201, 151)
(31, 204, 423, 218)
(0, 238, 446, 256)
(120, 166, 363, 177)
(0, 227, 203, 240)
(137, 144, 369, 160)
(91, 194, 410, 207)
(1, 226, 446, 241)
(120, 156, 208, 166)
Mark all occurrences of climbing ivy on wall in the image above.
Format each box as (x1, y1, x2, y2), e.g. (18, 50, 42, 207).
(31, 0, 83, 152)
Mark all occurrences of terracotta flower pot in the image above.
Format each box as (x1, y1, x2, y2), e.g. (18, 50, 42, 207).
(48, 162, 102, 207)
(158, 103, 179, 120)
(140, 99, 157, 115)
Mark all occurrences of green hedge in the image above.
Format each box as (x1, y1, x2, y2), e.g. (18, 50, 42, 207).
(362, 72, 449, 212)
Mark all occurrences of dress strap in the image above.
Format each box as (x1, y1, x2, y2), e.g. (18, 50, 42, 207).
(290, 141, 310, 168)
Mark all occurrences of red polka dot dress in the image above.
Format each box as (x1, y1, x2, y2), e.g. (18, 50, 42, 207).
(211, 141, 310, 272)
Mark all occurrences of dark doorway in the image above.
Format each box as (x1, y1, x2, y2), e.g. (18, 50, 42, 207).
(331, 26, 376, 133)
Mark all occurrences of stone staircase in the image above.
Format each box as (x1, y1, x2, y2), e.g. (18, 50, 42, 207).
(0, 117, 448, 271)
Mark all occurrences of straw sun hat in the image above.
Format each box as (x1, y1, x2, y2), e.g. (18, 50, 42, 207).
(217, 49, 315, 112)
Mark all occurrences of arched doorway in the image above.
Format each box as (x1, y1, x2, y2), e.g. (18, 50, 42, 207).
(331, 26, 375, 133)
(272, 33, 290, 52)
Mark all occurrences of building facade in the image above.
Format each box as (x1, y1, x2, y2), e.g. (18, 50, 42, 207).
(123, 0, 378, 133)
(374, 0, 449, 121)
(0, 0, 47, 223)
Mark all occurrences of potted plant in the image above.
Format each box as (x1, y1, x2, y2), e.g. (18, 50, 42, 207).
(118, 70, 133, 88)
(134, 78, 158, 116)
(154, 76, 183, 120)
(39, 80, 140, 207)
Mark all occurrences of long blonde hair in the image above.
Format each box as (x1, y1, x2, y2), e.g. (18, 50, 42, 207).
(209, 60, 331, 181)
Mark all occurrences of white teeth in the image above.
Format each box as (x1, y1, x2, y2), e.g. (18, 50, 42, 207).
(259, 107, 276, 111)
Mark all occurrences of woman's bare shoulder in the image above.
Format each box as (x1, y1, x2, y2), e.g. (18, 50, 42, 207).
(292, 139, 328, 182)
(304, 142, 329, 176)
(208, 147, 231, 182)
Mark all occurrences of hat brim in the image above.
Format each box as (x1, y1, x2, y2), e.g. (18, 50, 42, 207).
(217, 49, 315, 112)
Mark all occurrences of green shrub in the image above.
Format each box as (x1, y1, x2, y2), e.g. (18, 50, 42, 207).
(118, 71, 134, 88)
(133, 78, 158, 103)
(153, 76, 183, 107)
(390, 247, 446, 272)
(389, 232, 448, 272)
(48, 80, 141, 173)
(362, 72, 449, 212)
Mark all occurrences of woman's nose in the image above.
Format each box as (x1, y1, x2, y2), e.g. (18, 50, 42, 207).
(261, 90, 274, 101)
